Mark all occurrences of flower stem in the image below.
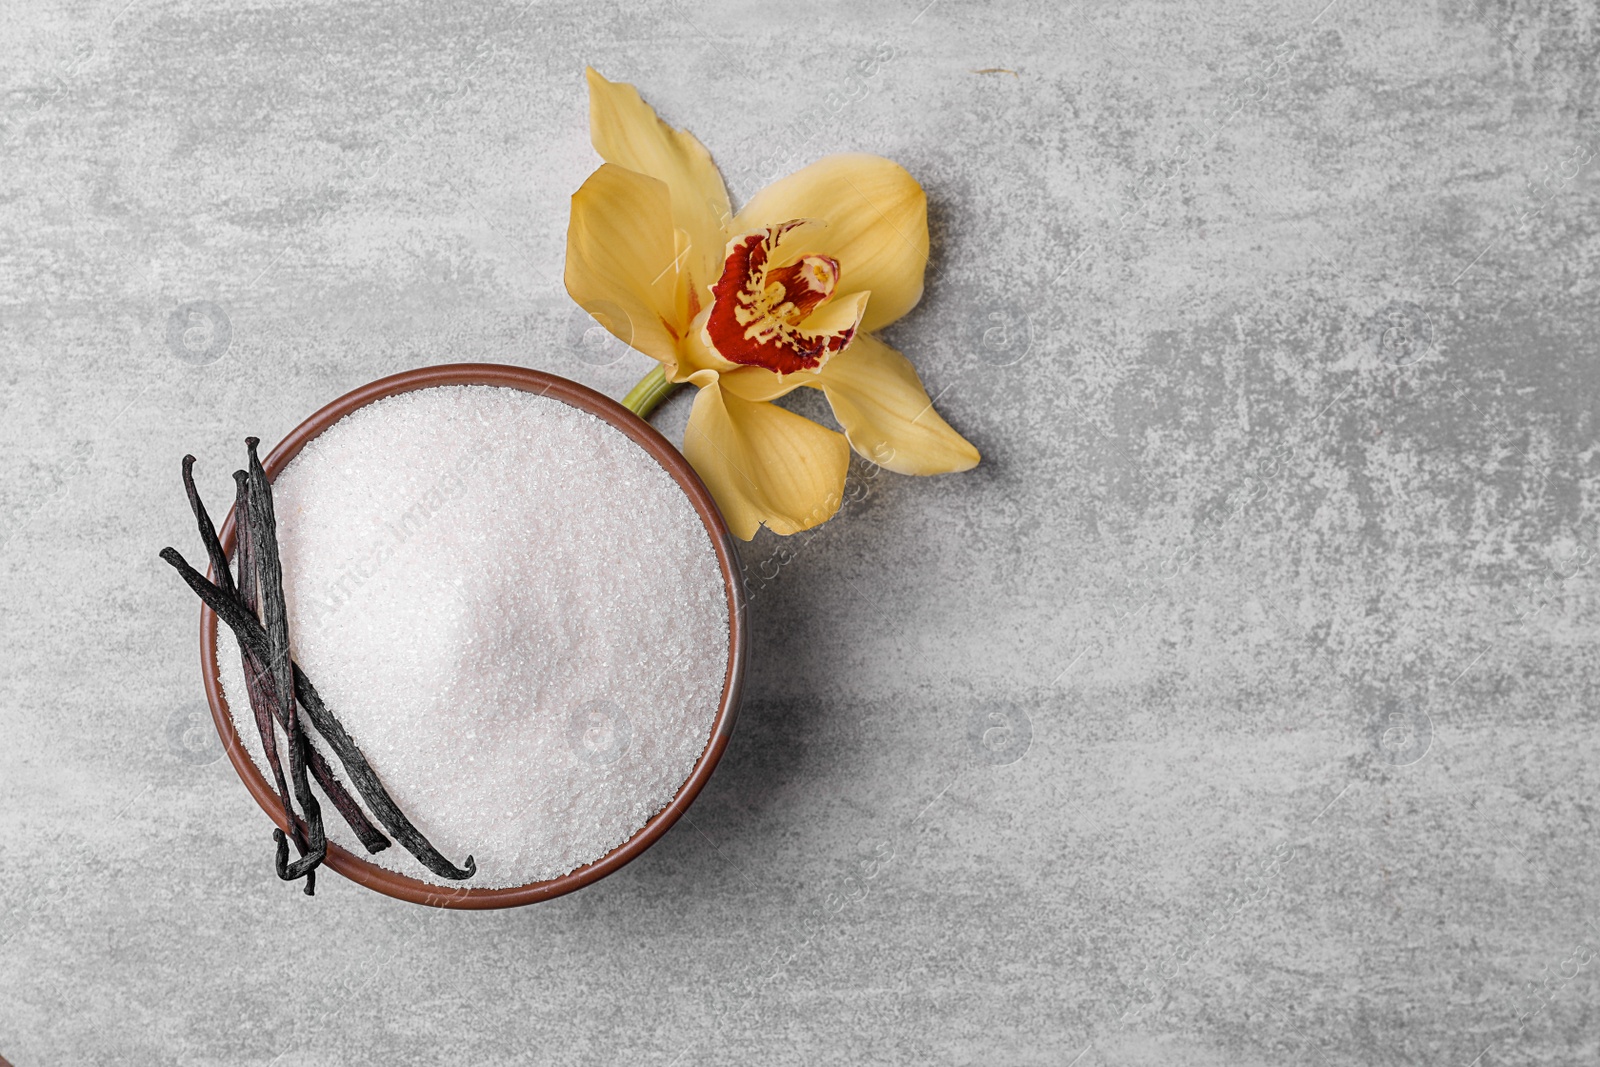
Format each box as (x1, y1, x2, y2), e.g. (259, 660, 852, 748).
(620, 364, 682, 421)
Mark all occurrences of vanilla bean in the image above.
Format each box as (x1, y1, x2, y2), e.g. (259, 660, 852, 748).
(233, 467, 388, 854)
(230, 469, 308, 884)
(161, 548, 474, 881)
(232, 469, 291, 802)
(182, 455, 235, 598)
(241, 441, 326, 885)
(236, 468, 316, 882)
(188, 459, 315, 891)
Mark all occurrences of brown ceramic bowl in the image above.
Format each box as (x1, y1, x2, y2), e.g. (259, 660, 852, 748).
(199, 363, 747, 909)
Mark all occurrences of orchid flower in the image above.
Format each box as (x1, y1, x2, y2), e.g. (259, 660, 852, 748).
(565, 69, 979, 539)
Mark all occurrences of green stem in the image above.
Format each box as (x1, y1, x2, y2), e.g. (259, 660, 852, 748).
(620, 364, 682, 421)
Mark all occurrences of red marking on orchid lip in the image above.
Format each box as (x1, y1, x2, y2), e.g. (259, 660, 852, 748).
(703, 222, 857, 376)
(767, 255, 838, 321)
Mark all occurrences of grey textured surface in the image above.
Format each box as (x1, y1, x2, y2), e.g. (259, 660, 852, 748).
(3, 0, 1599, 1063)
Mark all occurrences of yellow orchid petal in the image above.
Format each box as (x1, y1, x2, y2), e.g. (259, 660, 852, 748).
(735, 154, 928, 332)
(683, 380, 849, 540)
(564, 163, 684, 368)
(718, 365, 802, 403)
(810, 333, 980, 475)
(586, 68, 732, 289)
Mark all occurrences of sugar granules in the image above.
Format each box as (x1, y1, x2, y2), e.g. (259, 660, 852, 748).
(216, 384, 729, 887)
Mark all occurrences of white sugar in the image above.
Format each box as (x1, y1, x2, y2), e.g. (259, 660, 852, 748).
(216, 384, 729, 887)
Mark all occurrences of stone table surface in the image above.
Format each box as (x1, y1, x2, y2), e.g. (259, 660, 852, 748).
(3, 0, 1599, 1064)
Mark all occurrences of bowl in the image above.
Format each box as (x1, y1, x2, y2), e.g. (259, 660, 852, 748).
(199, 363, 747, 908)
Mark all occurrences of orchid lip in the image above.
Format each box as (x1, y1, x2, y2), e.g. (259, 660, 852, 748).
(701, 220, 861, 377)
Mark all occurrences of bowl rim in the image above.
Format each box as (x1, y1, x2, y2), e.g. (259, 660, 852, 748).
(199, 362, 747, 909)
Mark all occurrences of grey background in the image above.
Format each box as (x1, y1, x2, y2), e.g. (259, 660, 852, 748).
(2, 0, 1598, 1063)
